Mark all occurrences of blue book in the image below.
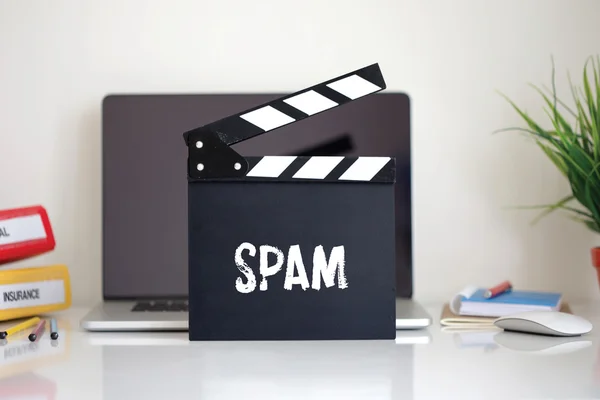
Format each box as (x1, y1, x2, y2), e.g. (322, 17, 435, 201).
(459, 289, 562, 317)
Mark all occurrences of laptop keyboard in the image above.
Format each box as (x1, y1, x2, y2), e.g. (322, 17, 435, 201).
(131, 300, 188, 312)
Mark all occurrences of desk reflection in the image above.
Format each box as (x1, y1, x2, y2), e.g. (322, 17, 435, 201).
(0, 327, 69, 379)
(98, 332, 428, 400)
(420, 329, 600, 400)
(0, 324, 67, 400)
(0, 371, 57, 399)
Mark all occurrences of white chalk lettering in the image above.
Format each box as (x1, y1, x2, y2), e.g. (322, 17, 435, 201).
(284, 245, 310, 291)
(235, 242, 257, 293)
(312, 245, 347, 290)
(234, 243, 347, 293)
(259, 245, 284, 291)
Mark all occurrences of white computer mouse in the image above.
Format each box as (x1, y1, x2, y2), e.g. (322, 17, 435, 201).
(494, 311, 593, 337)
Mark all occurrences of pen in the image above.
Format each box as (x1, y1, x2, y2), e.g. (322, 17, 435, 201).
(28, 319, 46, 342)
(484, 280, 512, 299)
(50, 318, 58, 340)
(0, 317, 41, 339)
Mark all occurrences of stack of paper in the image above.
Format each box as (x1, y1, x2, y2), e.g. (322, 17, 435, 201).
(440, 303, 497, 329)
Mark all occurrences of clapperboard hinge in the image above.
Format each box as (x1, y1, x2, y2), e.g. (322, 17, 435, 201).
(183, 63, 395, 183)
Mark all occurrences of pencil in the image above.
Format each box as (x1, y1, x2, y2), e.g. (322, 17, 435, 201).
(484, 280, 512, 299)
(50, 318, 58, 340)
(28, 319, 46, 342)
(0, 317, 41, 339)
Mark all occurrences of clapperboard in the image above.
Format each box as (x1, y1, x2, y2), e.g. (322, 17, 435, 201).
(182, 63, 397, 341)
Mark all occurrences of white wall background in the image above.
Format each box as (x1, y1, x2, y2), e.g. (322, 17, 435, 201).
(1, 0, 600, 307)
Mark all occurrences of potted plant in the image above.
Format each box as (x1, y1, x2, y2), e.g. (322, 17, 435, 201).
(499, 56, 600, 285)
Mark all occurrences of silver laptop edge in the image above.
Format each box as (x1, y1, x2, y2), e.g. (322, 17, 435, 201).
(81, 302, 188, 331)
(80, 298, 430, 331)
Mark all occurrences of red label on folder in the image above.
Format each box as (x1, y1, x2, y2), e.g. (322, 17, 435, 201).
(0, 206, 55, 264)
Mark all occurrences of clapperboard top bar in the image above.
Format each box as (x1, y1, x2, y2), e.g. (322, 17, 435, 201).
(182, 63, 395, 183)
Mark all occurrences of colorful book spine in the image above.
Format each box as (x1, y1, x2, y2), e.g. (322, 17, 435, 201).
(0, 265, 71, 321)
(0, 206, 56, 265)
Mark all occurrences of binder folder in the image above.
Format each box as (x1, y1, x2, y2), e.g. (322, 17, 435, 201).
(182, 63, 397, 341)
(0, 206, 55, 265)
(0, 265, 71, 321)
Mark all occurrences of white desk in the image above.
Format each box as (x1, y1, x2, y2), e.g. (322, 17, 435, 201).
(1, 303, 599, 400)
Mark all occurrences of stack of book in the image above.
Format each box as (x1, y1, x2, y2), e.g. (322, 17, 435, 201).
(0, 205, 71, 322)
(440, 284, 566, 330)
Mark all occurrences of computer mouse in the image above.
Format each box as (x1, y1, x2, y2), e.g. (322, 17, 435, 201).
(494, 311, 593, 337)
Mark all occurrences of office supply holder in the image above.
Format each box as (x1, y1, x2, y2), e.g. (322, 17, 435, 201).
(183, 63, 397, 341)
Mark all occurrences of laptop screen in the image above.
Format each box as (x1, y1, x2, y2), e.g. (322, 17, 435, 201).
(101, 93, 411, 299)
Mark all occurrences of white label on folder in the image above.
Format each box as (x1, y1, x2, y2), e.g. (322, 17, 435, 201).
(0, 215, 47, 246)
(0, 280, 65, 310)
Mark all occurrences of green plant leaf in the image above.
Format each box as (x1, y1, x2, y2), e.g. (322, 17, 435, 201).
(569, 216, 600, 234)
(569, 144, 600, 183)
(583, 175, 600, 226)
(493, 126, 559, 141)
(570, 71, 598, 159)
(499, 55, 600, 234)
(541, 84, 578, 118)
(536, 141, 568, 177)
(584, 219, 600, 234)
(497, 91, 560, 145)
(540, 106, 573, 148)
(594, 56, 600, 151)
(525, 84, 597, 180)
(533, 86, 575, 145)
(519, 194, 574, 224)
(551, 139, 594, 180)
(493, 126, 588, 145)
(515, 201, 594, 221)
(583, 58, 598, 130)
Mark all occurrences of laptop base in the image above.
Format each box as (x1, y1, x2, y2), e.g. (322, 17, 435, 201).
(80, 301, 188, 331)
(80, 298, 430, 332)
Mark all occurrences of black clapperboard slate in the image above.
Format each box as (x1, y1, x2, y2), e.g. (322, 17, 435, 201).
(182, 63, 397, 341)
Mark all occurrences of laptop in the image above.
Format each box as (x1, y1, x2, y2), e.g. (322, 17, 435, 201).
(80, 92, 431, 331)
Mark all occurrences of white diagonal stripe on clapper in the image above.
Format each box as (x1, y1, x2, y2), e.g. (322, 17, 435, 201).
(327, 75, 381, 100)
(283, 90, 338, 116)
(240, 106, 295, 131)
(246, 156, 297, 178)
(292, 156, 344, 179)
(338, 157, 391, 181)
